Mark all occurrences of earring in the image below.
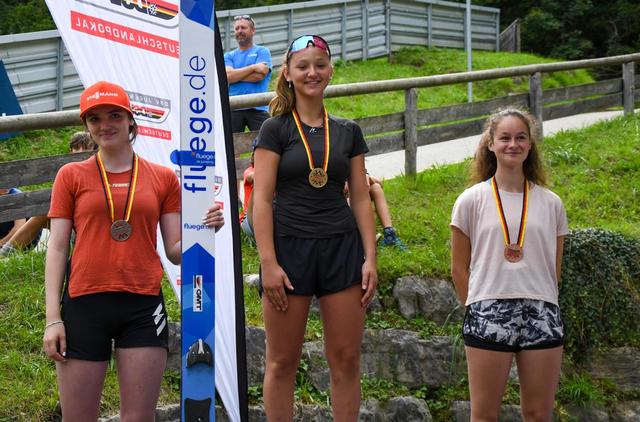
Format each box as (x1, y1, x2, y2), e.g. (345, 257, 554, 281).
(288, 81, 292, 89)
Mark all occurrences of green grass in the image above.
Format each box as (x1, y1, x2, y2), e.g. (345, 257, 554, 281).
(0, 126, 83, 162)
(0, 47, 593, 164)
(0, 47, 634, 419)
(324, 47, 593, 119)
(0, 256, 181, 419)
(1, 115, 638, 419)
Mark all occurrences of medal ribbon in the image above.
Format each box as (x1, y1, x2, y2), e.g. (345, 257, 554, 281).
(490, 176, 529, 248)
(96, 152, 139, 222)
(292, 108, 330, 172)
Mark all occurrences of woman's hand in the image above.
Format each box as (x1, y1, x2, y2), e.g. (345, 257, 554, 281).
(261, 262, 294, 312)
(360, 259, 378, 308)
(43, 322, 67, 362)
(202, 203, 224, 232)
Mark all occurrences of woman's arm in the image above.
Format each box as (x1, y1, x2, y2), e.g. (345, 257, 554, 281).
(450, 226, 471, 305)
(556, 235, 565, 285)
(348, 155, 378, 307)
(160, 212, 181, 265)
(253, 148, 293, 312)
(42, 218, 73, 361)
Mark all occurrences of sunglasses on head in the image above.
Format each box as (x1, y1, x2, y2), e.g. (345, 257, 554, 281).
(233, 15, 255, 26)
(287, 35, 331, 60)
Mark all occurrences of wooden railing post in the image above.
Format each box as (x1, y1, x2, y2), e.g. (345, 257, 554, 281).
(404, 88, 418, 176)
(529, 71, 544, 137)
(622, 61, 635, 116)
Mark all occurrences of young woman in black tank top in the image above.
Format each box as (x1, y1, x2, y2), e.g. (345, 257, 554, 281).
(253, 35, 377, 421)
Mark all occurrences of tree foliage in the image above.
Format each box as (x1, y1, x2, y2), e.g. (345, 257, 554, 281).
(0, 0, 55, 35)
(0, 0, 303, 36)
(3, 0, 638, 66)
(477, 0, 640, 61)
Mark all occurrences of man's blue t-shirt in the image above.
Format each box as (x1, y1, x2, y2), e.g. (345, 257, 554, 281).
(224, 45, 272, 112)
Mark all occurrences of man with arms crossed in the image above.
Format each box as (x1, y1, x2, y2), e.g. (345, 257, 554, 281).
(225, 15, 272, 133)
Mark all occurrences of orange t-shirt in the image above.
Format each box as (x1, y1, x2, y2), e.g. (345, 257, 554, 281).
(239, 164, 254, 222)
(49, 155, 180, 298)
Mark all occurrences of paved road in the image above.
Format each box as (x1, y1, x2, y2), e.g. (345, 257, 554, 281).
(365, 109, 635, 180)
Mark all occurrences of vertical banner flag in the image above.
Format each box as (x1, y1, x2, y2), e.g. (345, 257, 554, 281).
(0, 60, 23, 140)
(180, 1, 216, 420)
(44, 2, 247, 421)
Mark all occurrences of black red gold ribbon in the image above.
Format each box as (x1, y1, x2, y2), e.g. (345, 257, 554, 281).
(292, 108, 330, 175)
(96, 152, 139, 225)
(490, 176, 529, 250)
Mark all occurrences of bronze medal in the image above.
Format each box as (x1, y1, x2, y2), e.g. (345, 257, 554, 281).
(308, 168, 328, 188)
(504, 244, 523, 263)
(96, 153, 139, 241)
(490, 177, 529, 264)
(292, 108, 330, 188)
(111, 220, 132, 242)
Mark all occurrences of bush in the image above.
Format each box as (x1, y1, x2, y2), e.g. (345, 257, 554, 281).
(560, 228, 640, 362)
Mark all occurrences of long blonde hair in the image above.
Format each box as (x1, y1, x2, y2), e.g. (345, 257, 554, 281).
(269, 52, 296, 116)
(469, 108, 547, 186)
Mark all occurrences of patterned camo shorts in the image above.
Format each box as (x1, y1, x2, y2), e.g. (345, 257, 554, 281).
(463, 299, 564, 352)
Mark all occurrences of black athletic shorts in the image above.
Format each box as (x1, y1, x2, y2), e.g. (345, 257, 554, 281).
(61, 290, 169, 361)
(463, 298, 564, 353)
(231, 109, 270, 133)
(260, 229, 365, 297)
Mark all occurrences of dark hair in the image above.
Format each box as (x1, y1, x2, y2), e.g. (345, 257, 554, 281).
(68, 132, 96, 151)
(469, 108, 547, 186)
(129, 119, 138, 143)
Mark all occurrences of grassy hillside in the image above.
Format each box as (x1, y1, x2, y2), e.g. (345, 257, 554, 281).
(325, 47, 593, 119)
(0, 47, 593, 163)
(2, 114, 638, 419)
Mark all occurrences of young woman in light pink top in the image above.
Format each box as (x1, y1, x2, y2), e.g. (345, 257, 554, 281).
(451, 109, 568, 422)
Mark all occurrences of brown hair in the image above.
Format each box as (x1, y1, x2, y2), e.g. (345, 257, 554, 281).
(68, 132, 97, 151)
(269, 52, 296, 116)
(128, 119, 139, 143)
(469, 108, 547, 186)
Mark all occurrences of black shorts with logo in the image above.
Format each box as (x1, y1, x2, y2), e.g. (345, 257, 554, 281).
(61, 290, 169, 361)
(260, 229, 365, 298)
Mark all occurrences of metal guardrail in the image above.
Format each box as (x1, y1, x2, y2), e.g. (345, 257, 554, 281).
(0, 0, 500, 114)
(2, 52, 638, 133)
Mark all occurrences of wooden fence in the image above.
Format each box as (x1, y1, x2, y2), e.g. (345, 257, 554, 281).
(0, 53, 638, 223)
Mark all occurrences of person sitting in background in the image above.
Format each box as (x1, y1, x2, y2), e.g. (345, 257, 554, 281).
(0, 188, 28, 251)
(344, 172, 408, 251)
(68, 131, 96, 153)
(0, 132, 97, 258)
(239, 140, 256, 240)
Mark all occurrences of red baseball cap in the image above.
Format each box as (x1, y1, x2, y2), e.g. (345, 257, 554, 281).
(80, 81, 132, 118)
